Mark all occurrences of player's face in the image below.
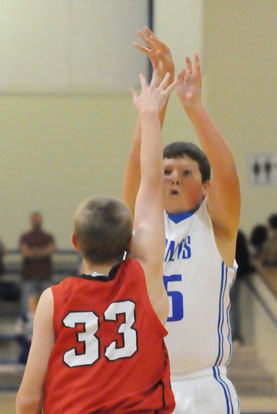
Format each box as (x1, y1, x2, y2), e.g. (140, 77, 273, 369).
(163, 156, 209, 214)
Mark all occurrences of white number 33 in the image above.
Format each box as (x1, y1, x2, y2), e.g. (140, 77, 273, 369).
(63, 300, 138, 367)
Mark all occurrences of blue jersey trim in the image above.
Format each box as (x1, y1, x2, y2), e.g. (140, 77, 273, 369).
(215, 262, 227, 366)
(227, 268, 237, 364)
(167, 209, 196, 224)
(212, 366, 234, 414)
(219, 265, 228, 365)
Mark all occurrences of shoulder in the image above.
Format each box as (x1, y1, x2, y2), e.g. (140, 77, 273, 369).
(34, 287, 54, 326)
(40, 287, 54, 305)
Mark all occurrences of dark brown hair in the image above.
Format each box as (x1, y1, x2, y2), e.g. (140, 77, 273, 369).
(74, 196, 132, 264)
(163, 141, 211, 182)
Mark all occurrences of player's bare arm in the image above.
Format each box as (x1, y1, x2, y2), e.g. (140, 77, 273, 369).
(122, 27, 175, 217)
(16, 288, 54, 414)
(129, 71, 176, 324)
(176, 53, 240, 266)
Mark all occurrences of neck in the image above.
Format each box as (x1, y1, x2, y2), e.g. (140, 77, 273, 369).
(83, 260, 120, 276)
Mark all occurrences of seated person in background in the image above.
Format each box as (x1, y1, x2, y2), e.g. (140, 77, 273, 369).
(0, 238, 20, 301)
(230, 230, 253, 345)
(19, 212, 55, 311)
(263, 213, 277, 266)
(16, 71, 176, 414)
(0, 236, 6, 276)
(249, 224, 268, 260)
(16, 292, 40, 365)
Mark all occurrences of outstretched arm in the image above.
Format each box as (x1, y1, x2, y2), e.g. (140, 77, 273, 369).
(129, 71, 176, 324)
(122, 27, 175, 217)
(16, 288, 54, 414)
(176, 53, 240, 266)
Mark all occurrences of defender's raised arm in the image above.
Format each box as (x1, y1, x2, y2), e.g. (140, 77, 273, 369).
(129, 71, 176, 324)
(122, 27, 175, 217)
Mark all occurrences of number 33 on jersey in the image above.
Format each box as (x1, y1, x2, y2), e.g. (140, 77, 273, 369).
(63, 300, 137, 367)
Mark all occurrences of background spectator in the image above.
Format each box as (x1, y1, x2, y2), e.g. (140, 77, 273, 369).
(249, 224, 268, 260)
(15, 292, 39, 365)
(230, 230, 254, 345)
(0, 236, 6, 276)
(19, 212, 55, 311)
(263, 213, 277, 266)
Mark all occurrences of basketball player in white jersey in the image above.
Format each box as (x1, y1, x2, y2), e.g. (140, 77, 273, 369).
(123, 27, 241, 414)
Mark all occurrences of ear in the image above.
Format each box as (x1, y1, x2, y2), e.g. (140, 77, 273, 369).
(202, 180, 210, 197)
(71, 233, 81, 252)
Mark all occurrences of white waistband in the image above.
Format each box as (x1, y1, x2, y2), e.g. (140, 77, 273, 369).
(171, 366, 227, 381)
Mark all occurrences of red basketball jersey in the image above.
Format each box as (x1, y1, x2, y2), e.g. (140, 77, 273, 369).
(43, 258, 175, 414)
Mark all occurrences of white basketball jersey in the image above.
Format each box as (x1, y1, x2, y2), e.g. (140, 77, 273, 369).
(164, 198, 237, 375)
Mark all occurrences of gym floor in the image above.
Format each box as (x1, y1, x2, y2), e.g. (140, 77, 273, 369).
(1, 393, 277, 413)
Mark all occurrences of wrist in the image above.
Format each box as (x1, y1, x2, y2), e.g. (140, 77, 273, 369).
(182, 99, 203, 116)
(139, 108, 160, 118)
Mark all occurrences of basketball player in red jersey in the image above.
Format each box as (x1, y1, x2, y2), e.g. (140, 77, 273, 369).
(16, 71, 176, 414)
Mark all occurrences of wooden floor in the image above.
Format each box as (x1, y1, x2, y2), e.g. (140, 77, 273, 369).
(2, 392, 277, 413)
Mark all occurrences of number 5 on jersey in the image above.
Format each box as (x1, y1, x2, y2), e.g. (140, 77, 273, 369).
(163, 274, 184, 322)
(63, 300, 138, 367)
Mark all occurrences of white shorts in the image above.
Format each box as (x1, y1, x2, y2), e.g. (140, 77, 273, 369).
(171, 366, 240, 414)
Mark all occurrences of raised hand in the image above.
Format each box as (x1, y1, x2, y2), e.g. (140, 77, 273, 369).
(176, 52, 202, 111)
(130, 71, 176, 114)
(134, 26, 175, 85)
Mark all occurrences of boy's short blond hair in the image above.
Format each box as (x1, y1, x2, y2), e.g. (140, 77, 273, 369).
(74, 196, 132, 264)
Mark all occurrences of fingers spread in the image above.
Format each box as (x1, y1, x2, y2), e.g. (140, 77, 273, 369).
(137, 30, 152, 47)
(178, 68, 186, 80)
(144, 26, 157, 39)
(194, 51, 200, 66)
(159, 72, 170, 90)
(133, 41, 151, 55)
(185, 56, 193, 74)
(140, 73, 148, 90)
(165, 79, 177, 95)
(129, 87, 137, 99)
(150, 70, 159, 88)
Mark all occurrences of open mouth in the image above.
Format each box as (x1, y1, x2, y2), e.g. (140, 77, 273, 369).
(171, 190, 179, 195)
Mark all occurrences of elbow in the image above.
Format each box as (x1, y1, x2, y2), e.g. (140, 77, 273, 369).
(16, 393, 41, 414)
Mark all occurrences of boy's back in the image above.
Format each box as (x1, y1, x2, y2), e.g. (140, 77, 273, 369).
(43, 258, 174, 414)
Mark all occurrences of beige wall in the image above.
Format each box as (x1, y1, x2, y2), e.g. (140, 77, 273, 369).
(154, 0, 203, 73)
(0, 0, 276, 247)
(0, 94, 137, 247)
(0, 0, 148, 93)
(203, 0, 277, 234)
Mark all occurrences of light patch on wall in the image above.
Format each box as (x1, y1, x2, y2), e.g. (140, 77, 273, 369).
(0, 0, 149, 94)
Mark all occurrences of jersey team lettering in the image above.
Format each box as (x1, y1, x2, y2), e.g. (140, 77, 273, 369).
(165, 236, 191, 262)
(63, 300, 138, 367)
